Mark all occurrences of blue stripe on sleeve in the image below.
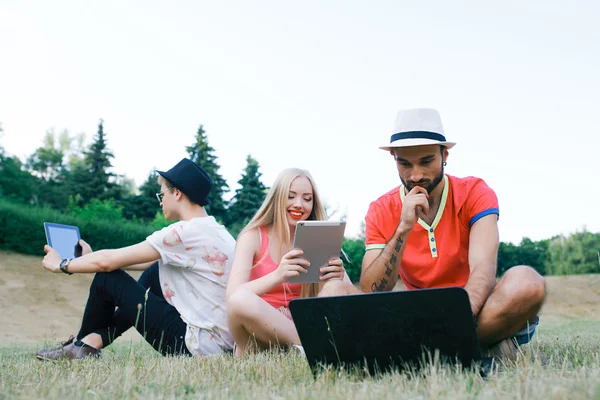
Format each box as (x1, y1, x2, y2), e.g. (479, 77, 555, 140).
(470, 208, 499, 227)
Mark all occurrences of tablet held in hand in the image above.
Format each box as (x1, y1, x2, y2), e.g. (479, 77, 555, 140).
(43, 222, 82, 260)
(288, 220, 346, 284)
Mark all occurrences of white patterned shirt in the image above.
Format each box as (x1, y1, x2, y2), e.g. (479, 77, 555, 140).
(146, 216, 235, 355)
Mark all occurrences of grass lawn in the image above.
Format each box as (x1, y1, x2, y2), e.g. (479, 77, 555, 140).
(1, 252, 599, 399)
(1, 322, 599, 399)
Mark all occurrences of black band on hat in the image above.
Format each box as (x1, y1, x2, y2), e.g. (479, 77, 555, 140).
(390, 131, 447, 143)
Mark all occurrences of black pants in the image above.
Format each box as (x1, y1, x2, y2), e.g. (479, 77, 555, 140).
(76, 262, 191, 356)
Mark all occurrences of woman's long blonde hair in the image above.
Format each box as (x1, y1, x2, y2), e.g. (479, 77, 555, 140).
(241, 168, 327, 298)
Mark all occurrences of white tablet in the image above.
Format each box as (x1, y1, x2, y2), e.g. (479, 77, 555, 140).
(43, 222, 82, 260)
(288, 220, 346, 284)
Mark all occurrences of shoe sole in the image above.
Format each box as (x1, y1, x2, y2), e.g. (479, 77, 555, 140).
(35, 352, 100, 361)
(35, 354, 100, 361)
(36, 354, 61, 361)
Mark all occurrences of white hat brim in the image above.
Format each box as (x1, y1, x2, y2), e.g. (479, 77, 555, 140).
(379, 138, 456, 151)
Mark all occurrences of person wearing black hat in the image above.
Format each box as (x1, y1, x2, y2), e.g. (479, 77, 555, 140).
(36, 158, 235, 360)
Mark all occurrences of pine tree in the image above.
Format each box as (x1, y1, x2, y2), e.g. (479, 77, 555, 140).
(70, 119, 117, 204)
(226, 155, 267, 235)
(139, 169, 161, 198)
(138, 169, 162, 220)
(120, 170, 162, 221)
(185, 124, 229, 221)
(86, 119, 116, 198)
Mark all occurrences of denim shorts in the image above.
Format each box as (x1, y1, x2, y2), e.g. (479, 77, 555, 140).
(512, 316, 540, 346)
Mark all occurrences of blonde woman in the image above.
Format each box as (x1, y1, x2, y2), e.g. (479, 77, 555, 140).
(226, 168, 360, 356)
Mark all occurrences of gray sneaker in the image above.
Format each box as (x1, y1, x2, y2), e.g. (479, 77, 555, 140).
(36, 336, 101, 361)
(483, 337, 517, 361)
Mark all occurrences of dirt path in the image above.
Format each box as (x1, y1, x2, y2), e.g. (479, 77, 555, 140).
(0, 251, 143, 346)
(1, 251, 599, 345)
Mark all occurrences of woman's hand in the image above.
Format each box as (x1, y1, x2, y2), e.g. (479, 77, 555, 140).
(320, 257, 345, 281)
(42, 245, 62, 273)
(275, 249, 310, 284)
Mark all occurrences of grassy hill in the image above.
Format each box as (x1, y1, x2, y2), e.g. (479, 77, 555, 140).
(1, 251, 600, 399)
(1, 250, 599, 345)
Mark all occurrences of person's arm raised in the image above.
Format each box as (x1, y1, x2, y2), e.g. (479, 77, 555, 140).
(43, 242, 160, 274)
(465, 214, 499, 316)
(360, 186, 429, 292)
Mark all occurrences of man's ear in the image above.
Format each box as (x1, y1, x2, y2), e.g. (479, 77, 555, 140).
(174, 189, 184, 200)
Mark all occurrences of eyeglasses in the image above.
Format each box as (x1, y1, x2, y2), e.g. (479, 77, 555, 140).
(156, 187, 174, 203)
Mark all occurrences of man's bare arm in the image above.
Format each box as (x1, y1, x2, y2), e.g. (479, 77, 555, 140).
(123, 261, 157, 271)
(465, 214, 499, 316)
(360, 186, 429, 292)
(360, 226, 411, 292)
(76, 240, 157, 272)
(43, 242, 161, 274)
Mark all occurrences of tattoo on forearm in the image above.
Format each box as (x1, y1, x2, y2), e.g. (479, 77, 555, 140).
(371, 277, 388, 292)
(386, 254, 397, 277)
(368, 235, 403, 294)
(394, 236, 404, 252)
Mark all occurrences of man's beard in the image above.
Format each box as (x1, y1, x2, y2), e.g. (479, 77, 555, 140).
(400, 162, 444, 194)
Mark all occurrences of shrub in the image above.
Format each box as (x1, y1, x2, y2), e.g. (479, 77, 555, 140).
(342, 237, 365, 283)
(0, 199, 153, 256)
(68, 197, 125, 222)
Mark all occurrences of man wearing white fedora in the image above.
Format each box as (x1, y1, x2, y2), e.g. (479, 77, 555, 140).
(360, 108, 545, 359)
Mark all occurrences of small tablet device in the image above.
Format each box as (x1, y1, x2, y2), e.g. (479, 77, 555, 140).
(43, 222, 82, 260)
(288, 220, 346, 284)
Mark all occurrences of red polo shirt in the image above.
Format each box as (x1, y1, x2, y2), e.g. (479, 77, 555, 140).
(364, 175, 499, 290)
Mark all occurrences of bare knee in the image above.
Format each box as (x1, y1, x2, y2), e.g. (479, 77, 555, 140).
(227, 288, 261, 321)
(499, 265, 546, 310)
(318, 279, 360, 297)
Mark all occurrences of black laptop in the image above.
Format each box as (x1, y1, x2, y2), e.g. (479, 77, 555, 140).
(289, 287, 483, 376)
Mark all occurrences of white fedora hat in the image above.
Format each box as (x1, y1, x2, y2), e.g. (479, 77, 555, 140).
(379, 108, 456, 151)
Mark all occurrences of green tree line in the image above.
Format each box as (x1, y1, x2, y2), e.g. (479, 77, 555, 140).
(1, 120, 599, 281)
(0, 121, 266, 237)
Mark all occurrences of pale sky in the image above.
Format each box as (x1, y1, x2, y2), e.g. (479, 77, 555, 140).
(1, 0, 599, 243)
